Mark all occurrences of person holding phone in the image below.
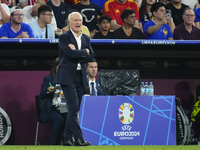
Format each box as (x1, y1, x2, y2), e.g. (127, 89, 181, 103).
(143, 2, 174, 39)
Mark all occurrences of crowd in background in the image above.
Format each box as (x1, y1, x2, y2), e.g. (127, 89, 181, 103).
(0, 0, 199, 40)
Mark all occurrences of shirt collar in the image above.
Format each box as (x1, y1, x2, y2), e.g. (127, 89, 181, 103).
(70, 28, 82, 38)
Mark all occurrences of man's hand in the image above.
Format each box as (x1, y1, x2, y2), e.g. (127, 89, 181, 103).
(16, 32, 29, 38)
(68, 44, 76, 50)
(86, 48, 90, 55)
(159, 16, 167, 26)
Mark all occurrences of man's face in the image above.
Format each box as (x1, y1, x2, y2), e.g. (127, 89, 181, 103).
(124, 13, 136, 26)
(11, 10, 23, 24)
(99, 19, 111, 31)
(87, 62, 98, 78)
(183, 9, 195, 25)
(117, 0, 126, 4)
(69, 13, 82, 34)
(31, 4, 40, 16)
(154, 6, 166, 20)
(41, 11, 53, 24)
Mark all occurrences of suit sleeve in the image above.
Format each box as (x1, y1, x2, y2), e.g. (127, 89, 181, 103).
(59, 33, 89, 58)
(79, 35, 95, 62)
(39, 76, 54, 100)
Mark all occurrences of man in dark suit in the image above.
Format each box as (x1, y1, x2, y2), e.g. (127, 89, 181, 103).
(86, 59, 104, 95)
(54, 11, 94, 146)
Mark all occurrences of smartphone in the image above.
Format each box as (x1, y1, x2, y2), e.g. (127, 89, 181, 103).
(166, 9, 171, 18)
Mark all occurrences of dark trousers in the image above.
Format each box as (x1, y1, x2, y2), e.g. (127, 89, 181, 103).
(61, 71, 84, 141)
(47, 109, 66, 145)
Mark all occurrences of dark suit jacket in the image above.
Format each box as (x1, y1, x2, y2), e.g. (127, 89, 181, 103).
(54, 30, 95, 87)
(39, 75, 55, 122)
(95, 80, 104, 95)
(86, 79, 104, 95)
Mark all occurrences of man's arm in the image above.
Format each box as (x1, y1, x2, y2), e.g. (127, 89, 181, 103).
(146, 19, 166, 34)
(111, 20, 121, 30)
(0, 3, 10, 24)
(59, 33, 89, 58)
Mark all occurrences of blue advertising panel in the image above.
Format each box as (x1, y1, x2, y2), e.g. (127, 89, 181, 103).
(79, 95, 176, 145)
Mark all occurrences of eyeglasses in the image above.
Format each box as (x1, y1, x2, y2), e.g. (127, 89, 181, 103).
(13, 14, 24, 17)
(184, 14, 195, 17)
(43, 14, 54, 17)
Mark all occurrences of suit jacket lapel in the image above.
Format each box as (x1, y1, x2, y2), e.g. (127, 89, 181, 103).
(69, 30, 78, 49)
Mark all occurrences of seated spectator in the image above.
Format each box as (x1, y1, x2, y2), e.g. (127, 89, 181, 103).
(23, 0, 57, 31)
(139, 0, 156, 29)
(165, 0, 189, 26)
(143, 2, 173, 40)
(28, 5, 55, 39)
(72, 0, 102, 38)
(0, 2, 10, 27)
(62, 9, 90, 38)
(0, 6, 34, 38)
(173, 8, 200, 40)
(103, 0, 140, 30)
(86, 59, 104, 95)
(93, 15, 116, 39)
(39, 57, 67, 145)
(114, 9, 143, 39)
(46, 0, 70, 32)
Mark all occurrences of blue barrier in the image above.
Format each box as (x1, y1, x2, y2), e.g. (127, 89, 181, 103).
(0, 39, 199, 45)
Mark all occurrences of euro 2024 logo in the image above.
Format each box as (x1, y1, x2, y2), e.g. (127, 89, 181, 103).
(119, 103, 134, 124)
(115, 103, 139, 140)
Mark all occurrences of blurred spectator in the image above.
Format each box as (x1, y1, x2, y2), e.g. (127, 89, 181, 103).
(19, 0, 28, 8)
(29, 0, 48, 6)
(139, 0, 156, 29)
(46, 0, 70, 32)
(39, 57, 67, 145)
(0, 6, 34, 38)
(103, 0, 140, 30)
(86, 59, 104, 95)
(93, 15, 116, 39)
(165, 0, 189, 26)
(135, 0, 142, 8)
(114, 9, 143, 39)
(62, 9, 90, 37)
(23, 0, 57, 31)
(195, 7, 200, 28)
(173, 8, 200, 40)
(182, 0, 197, 9)
(143, 2, 173, 39)
(63, 0, 80, 7)
(159, 0, 170, 5)
(90, 0, 107, 10)
(194, 0, 200, 9)
(28, 5, 55, 38)
(72, 0, 102, 38)
(0, 3, 10, 27)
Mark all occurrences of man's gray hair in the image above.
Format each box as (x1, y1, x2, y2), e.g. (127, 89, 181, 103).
(68, 12, 82, 22)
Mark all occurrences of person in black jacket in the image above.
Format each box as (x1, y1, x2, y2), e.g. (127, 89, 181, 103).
(39, 57, 67, 145)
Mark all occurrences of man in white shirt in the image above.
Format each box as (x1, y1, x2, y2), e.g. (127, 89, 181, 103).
(28, 5, 55, 39)
(23, 0, 57, 31)
(0, 3, 10, 27)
